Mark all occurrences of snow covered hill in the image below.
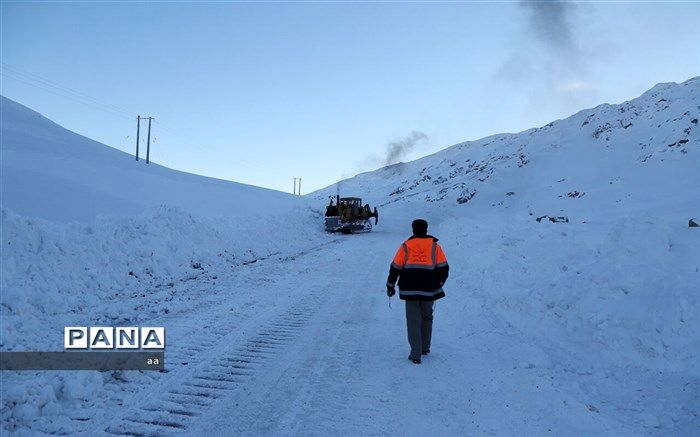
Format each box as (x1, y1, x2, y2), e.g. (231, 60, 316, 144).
(1, 95, 328, 432)
(1, 96, 303, 222)
(313, 77, 700, 223)
(1, 94, 324, 344)
(309, 78, 700, 376)
(2, 78, 699, 435)
(307, 77, 700, 431)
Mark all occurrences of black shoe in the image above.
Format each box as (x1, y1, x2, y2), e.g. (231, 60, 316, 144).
(422, 349, 430, 355)
(408, 355, 421, 364)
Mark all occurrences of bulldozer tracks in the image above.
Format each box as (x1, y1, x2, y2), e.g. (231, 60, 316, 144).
(100, 239, 346, 436)
(185, 231, 391, 435)
(104, 293, 323, 436)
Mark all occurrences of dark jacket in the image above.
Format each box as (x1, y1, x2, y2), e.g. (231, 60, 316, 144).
(386, 235, 449, 301)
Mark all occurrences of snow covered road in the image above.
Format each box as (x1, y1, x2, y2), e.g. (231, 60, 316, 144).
(3, 209, 697, 435)
(90, 224, 696, 436)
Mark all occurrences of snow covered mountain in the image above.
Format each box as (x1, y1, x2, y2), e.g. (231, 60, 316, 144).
(312, 77, 700, 223)
(308, 77, 700, 370)
(2, 78, 698, 435)
(308, 77, 699, 432)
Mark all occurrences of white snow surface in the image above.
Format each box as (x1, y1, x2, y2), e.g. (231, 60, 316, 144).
(2, 78, 699, 436)
(1, 96, 300, 222)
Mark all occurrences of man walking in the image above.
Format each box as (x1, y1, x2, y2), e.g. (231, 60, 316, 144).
(386, 219, 449, 364)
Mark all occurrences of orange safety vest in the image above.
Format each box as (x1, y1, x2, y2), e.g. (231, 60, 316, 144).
(388, 236, 449, 300)
(392, 238, 448, 270)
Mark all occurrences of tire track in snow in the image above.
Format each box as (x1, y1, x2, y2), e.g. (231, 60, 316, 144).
(189, 232, 402, 435)
(101, 238, 346, 436)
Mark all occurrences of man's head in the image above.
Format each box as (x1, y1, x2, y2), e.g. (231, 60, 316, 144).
(411, 219, 428, 237)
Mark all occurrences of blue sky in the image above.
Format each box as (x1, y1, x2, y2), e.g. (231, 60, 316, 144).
(2, 1, 699, 193)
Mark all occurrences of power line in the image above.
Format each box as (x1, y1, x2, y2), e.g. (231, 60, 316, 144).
(1, 62, 134, 118)
(2, 63, 199, 141)
(2, 63, 197, 141)
(1, 63, 270, 177)
(0, 65, 186, 143)
(1, 70, 134, 121)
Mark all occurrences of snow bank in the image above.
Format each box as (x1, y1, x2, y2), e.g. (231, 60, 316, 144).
(1, 95, 327, 433)
(1, 205, 325, 350)
(1, 204, 327, 433)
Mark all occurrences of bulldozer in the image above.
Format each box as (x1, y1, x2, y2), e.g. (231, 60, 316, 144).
(325, 195, 379, 233)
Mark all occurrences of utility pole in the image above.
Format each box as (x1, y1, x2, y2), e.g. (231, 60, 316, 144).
(135, 116, 141, 160)
(293, 178, 297, 195)
(146, 117, 153, 164)
(135, 116, 154, 163)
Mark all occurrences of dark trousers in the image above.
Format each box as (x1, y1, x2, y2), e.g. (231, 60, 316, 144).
(405, 300, 434, 359)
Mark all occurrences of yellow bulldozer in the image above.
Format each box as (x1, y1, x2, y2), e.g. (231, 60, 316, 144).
(325, 195, 379, 233)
